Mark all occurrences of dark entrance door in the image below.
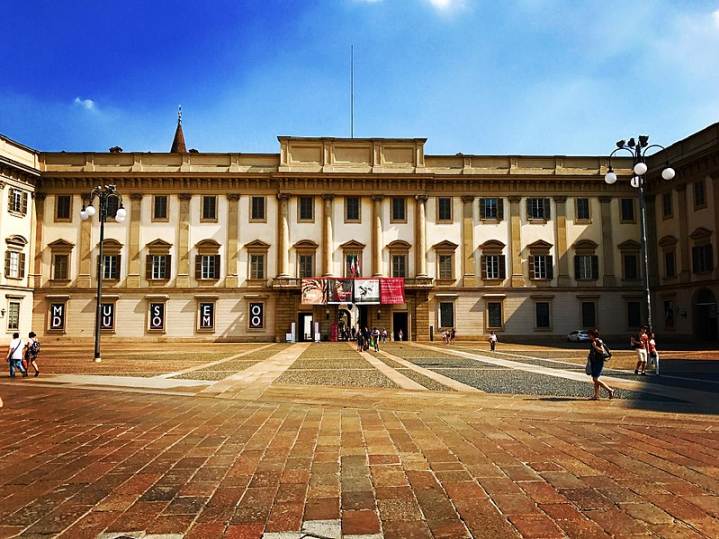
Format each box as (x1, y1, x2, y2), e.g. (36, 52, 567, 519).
(393, 312, 408, 341)
(298, 312, 313, 342)
(694, 288, 718, 341)
(358, 305, 369, 330)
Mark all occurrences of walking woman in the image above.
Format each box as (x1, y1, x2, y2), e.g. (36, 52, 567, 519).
(587, 329, 614, 400)
(24, 331, 40, 377)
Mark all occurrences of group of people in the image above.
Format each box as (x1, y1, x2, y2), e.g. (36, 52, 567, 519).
(354, 326, 389, 352)
(6, 331, 41, 378)
(587, 325, 660, 400)
(442, 328, 456, 344)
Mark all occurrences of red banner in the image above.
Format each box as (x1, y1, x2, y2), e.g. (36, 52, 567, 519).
(380, 277, 405, 305)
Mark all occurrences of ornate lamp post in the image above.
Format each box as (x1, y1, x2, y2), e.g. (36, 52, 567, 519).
(604, 137, 675, 332)
(80, 185, 127, 362)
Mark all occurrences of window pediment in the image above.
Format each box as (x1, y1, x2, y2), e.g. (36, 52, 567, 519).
(387, 240, 411, 252)
(690, 227, 712, 241)
(147, 238, 172, 254)
(527, 239, 553, 251)
(340, 240, 366, 250)
(618, 239, 641, 251)
(432, 240, 458, 252)
(658, 235, 678, 247)
(572, 239, 598, 251)
(196, 239, 221, 254)
(5, 235, 28, 247)
(293, 239, 319, 250)
(48, 239, 75, 252)
(480, 239, 505, 251)
(245, 239, 270, 252)
(100, 238, 123, 254)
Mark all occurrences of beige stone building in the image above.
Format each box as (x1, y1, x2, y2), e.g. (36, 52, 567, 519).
(1, 120, 718, 344)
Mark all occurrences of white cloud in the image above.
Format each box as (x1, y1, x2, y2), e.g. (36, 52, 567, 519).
(427, 0, 465, 10)
(73, 97, 96, 111)
(354, 0, 382, 3)
(713, 8, 719, 29)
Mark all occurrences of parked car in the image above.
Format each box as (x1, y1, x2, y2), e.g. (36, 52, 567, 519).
(567, 330, 591, 342)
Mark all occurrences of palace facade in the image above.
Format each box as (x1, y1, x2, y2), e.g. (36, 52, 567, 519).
(1, 120, 718, 342)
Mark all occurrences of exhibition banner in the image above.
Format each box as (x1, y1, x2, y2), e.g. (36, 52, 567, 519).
(353, 279, 380, 304)
(380, 277, 405, 304)
(301, 279, 326, 304)
(327, 278, 354, 304)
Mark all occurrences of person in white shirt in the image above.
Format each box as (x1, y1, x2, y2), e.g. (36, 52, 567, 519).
(6, 332, 27, 378)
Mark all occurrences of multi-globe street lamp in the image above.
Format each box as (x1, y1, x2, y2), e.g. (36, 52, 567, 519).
(80, 185, 127, 362)
(604, 136, 675, 332)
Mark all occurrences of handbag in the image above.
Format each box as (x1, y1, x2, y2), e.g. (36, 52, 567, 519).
(585, 352, 593, 375)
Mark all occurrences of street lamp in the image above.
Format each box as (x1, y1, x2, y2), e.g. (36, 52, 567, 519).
(604, 137, 675, 332)
(80, 185, 126, 362)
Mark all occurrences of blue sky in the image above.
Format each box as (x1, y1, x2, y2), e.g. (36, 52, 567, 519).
(2, 0, 719, 155)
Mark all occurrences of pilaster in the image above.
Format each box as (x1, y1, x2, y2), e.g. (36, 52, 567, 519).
(78, 207, 92, 288)
(31, 193, 46, 288)
(415, 195, 428, 277)
(554, 196, 570, 286)
(461, 196, 476, 287)
(126, 193, 142, 288)
(676, 185, 690, 282)
(508, 196, 524, 287)
(599, 197, 616, 287)
(176, 193, 192, 287)
(322, 194, 334, 276)
(371, 195, 383, 276)
(226, 194, 240, 287)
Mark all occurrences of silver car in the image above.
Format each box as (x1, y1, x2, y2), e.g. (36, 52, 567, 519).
(567, 330, 591, 342)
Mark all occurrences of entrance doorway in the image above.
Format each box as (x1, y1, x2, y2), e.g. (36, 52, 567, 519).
(694, 288, 718, 341)
(338, 308, 351, 340)
(393, 312, 408, 341)
(298, 312, 314, 342)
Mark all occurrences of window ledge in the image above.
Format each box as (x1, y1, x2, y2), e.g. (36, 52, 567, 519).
(575, 219, 592, 225)
(482, 279, 503, 285)
(8, 210, 27, 218)
(435, 278, 456, 285)
(480, 218, 500, 224)
(528, 218, 548, 224)
(49, 279, 70, 285)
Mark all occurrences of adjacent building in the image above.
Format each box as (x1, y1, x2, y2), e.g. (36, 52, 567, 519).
(1, 120, 717, 342)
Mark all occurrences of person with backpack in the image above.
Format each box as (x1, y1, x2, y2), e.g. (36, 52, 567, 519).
(6, 332, 28, 378)
(24, 331, 40, 377)
(587, 329, 614, 400)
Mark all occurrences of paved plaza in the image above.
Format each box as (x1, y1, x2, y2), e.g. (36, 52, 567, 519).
(1, 342, 719, 538)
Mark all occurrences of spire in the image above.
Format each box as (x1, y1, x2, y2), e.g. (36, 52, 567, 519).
(170, 105, 187, 153)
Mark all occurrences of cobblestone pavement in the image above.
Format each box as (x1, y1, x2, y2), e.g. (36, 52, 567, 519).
(2, 342, 719, 538)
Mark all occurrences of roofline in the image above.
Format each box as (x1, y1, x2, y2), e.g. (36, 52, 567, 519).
(0, 133, 40, 154)
(277, 136, 428, 143)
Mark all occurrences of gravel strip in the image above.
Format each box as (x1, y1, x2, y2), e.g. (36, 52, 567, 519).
(395, 368, 456, 392)
(275, 369, 398, 388)
(289, 358, 373, 370)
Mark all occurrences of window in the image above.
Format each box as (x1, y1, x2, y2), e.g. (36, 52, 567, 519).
(526, 198, 550, 220)
(298, 254, 314, 279)
(106, 196, 119, 219)
(345, 197, 360, 222)
(8, 189, 28, 215)
(439, 302, 454, 328)
(620, 198, 635, 222)
(391, 197, 406, 222)
(438, 255, 453, 280)
(574, 255, 598, 281)
(149, 255, 170, 280)
(4, 250, 24, 279)
(692, 244, 713, 274)
(392, 255, 407, 278)
(664, 300, 675, 330)
(55, 195, 72, 221)
(201, 196, 217, 221)
(694, 180, 706, 209)
(581, 301, 596, 328)
(479, 198, 503, 220)
(575, 198, 590, 221)
(7, 301, 20, 331)
(627, 301, 641, 329)
(102, 255, 119, 280)
(662, 192, 672, 218)
(623, 254, 639, 280)
(530, 255, 553, 280)
(53, 254, 69, 280)
(535, 302, 550, 329)
(487, 302, 502, 329)
(250, 196, 266, 221)
(345, 253, 361, 277)
(482, 254, 506, 280)
(665, 251, 676, 279)
(250, 254, 265, 280)
(437, 197, 452, 222)
(153, 196, 168, 220)
(298, 196, 314, 221)
(198, 255, 219, 280)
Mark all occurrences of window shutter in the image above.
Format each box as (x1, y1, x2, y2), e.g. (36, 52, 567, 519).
(479, 200, 486, 220)
(497, 199, 504, 220)
(21, 192, 28, 214)
(19, 253, 25, 278)
(547, 255, 554, 279)
(146, 255, 153, 280)
(214, 255, 221, 279)
(499, 255, 506, 279)
(195, 255, 202, 279)
(4, 251, 10, 277)
(480, 255, 487, 279)
(543, 198, 551, 219)
(528, 255, 535, 280)
(591, 255, 599, 280)
(165, 255, 172, 279)
(709, 246, 715, 271)
(574, 256, 581, 280)
(526, 199, 532, 219)
(115, 255, 121, 279)
(7, 190, 11, 209)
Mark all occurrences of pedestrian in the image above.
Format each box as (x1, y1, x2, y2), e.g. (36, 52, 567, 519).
(631, 326, 649, 375)
(24, 331, 40, 377)
(648, 331, 659, 373)
(587, 329, 614, 400)
(372, 327, 380, 352)
(6, 332, 27, 378)
(488, 331, 498, 352)
(363, 327, 370, 351)
(450, 328, 456, 344)
(381, 328, 388, 344)
(397, 329, 404, 342)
